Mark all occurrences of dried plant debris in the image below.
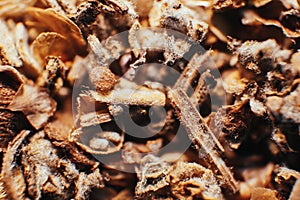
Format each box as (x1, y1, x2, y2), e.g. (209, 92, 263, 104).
(135, 155, 224, 199)
(149, 0, 208, 41)
(0, 0, 299, 199)
(169, 161, 224, 200)
(0, 66, 23, 108)
(0, 20, 22, 67)
(8, 82, 57, 130)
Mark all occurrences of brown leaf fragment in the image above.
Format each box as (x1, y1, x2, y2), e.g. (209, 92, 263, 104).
(242, 10, 300, 38)
(129, 26, 191, 64)
(0, 20, 22, 68)
(44, 121, 66, 138)
(32, 32, 74, 65)
(279, 84, 300, 123)
(271, 128, 294, 153)
(0, 66, 23, 108)
(21, 137, 84, 199)
(69, 128, 124, 155)
(250, 187, 278, 200)
(1, 130, 30, 200)
(0, 110, 28, 151)
(169, 162, 224, 200)
(75, 169, 104, 200)
(135, 155, 172, 198)
(3, 7, 86, 54)
(223, 70, 247, 96)
(8, 83, 57, 130)
(122, 139, 163, 164)
(40, 0, 67, 16)
(167, 88, 239, 193)
(149, 0, 208, 41)
(52, 140, 99, 170)
(79, 111, 112, 128)
(235, 39, 284, 74)
(267, 84, 300, 123)
(273, 166, 300, 197)
(14, 22, 42, 78)
(70, 0, 100, 27)
(239, 163, 274, 198)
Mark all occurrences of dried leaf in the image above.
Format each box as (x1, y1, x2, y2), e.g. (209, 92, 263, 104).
(135, 155, 172, 198)
(169, 162, 224, 200)
(14, 22, 42, 77)
(0, 66, 23, 108)
(32, 32, 74, 64)
(1, 130, 30, 200)
(0, 20, 22, 67)
(69, 128, 124, 155)
(0, 110, 28, 151)
(21, 137, 79, 199)
(250, 187, 278, 200)
(149, 0, 208, 41)
(8, 83, 57, 129)
(2, 7, 86, 53)
(242, 10, 300, 38)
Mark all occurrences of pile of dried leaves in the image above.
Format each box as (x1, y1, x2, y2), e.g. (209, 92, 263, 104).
(0, 0, 299, 199)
